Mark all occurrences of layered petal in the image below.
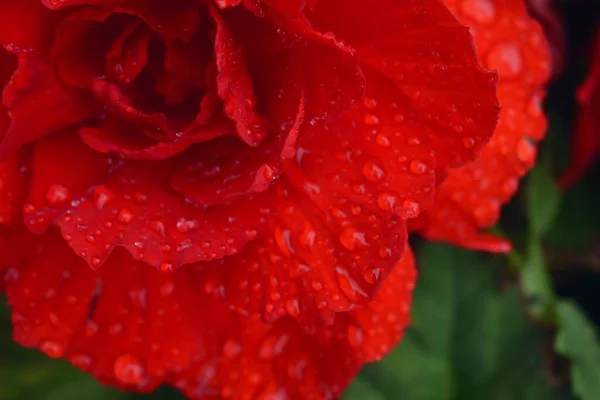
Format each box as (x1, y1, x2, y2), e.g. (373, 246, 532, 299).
(0, 50, 96, 158)
(2, 229, 415, 399)
(0, 0, 60, 50)
(307, 0, 500, 171)
(417, 0, 551, 252)
(197, 70, 447, 329)
(22, 132, 265, 269)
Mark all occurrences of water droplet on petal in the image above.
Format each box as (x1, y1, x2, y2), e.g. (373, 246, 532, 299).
(516, 138, 536, 164)
(40, 340, 63, 358)
(114, 354, 145, 385)
(339, 228, 368, 250)
(45, 184, 71, 207)
(93, 186, 115, 210)
(71, 353, 93, 369)
(409, 160, 428, 175)
(486, 42, 524, 79)
(460, 0, 496, 24)
(91, 257, 102, 268)
(364, 267, 382, 284)
(176, 218, 198, 233)
(363, 97, 377, 110)
(462, 137, 475, 149)
(258, 334, 289, 361)
(117, 209, 134, 225)
(402, 199, 421, 218)
(159, 263, 173, 273)
(375, 133, 391, 147)
(347, 325, 364, 347)
(285, 298, 300, 317)
(364, 114, 380, 125)
(377, 193, 398, 212)
(362, 161, 386, 182)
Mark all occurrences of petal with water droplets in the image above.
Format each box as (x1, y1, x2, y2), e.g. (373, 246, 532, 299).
(2, 229, 415, 398)
(417, 0, 551, 252)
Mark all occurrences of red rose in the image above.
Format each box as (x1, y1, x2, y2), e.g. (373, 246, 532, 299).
(0, 0, 499, 397)
(417, 0, 551, 252)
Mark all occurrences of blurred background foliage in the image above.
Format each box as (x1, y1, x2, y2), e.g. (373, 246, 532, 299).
(3, 2, 600, 400)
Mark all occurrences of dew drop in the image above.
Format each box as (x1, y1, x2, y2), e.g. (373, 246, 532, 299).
(486, 42, 524, 79)
(347, 325, 364, 347)
(114, 353, 145, 385)
(93, 186, 115, 210)
(375, 133, 391, 147)
(462, 137, 475, 149)
(362, 160, 386, 182)
(150, 219, 166, 238)
(364, 267, 382, 284)
(363, 97, 377, 110)
(406, 136, 420, 146)
(159, 263, 173, 273)
(285, 298, 300, 317)
(258, 334, 289, 361)
(363, 114, 380, 125)
(377, 193, 398, 212)
(409, 160, 428, 175)
(117, 209, 134, 225)
(311, 281, 323, 291)
(45, 184, 71, 207)
(71, 353, 93, 369)
(516, 138, 536, 164)
(460, 0, 496, 24)
(176, 217, 198, 233)
(40, 339, 63, 358)
(402, 199, 421, 218)
(339, 228, 368, 250)
(500, 178, 517, 197)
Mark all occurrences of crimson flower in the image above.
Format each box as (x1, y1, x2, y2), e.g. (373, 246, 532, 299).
(0, 0, 499, 398)
(416, 0, 551, 252)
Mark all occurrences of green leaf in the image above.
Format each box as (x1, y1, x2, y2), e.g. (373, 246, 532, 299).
(520, 238, 556, 320)
(526, 164, 561, 237)
(345, 243, 570, 400)
(555, 300, 600, 400)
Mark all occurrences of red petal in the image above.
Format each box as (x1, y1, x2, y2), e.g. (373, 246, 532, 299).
(3, 230, 415, 398)
(44, 0, 202, 42)
(210, 5, 269, 147)
(558, 28, 600, 189)
(22, 132, 264, 269)
(170, 98, 303, 206)
(0, 0, 60, 50)
(418, 0, 551, 252)
(163, 26, 214, 90)
(80, 117, 232, 161)
(196, 69, 448, 328)
(0, 51, 96, 157)
(105, 21, 153, 83)
(307, 0, 500, 170)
